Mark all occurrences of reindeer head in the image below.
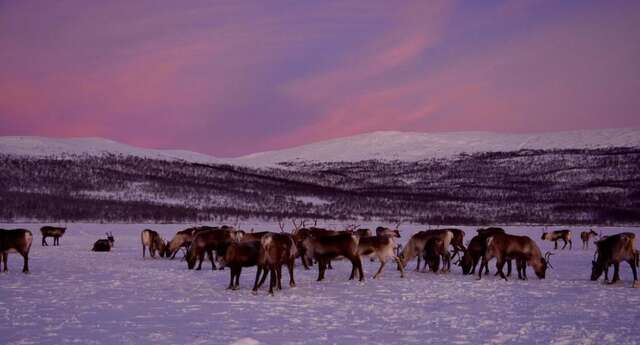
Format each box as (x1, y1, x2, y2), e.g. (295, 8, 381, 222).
(535, 252, 553, 278)
(106, 232, 115, 246)
(459, 250, 473, 274)
(590, 250, 605, 281)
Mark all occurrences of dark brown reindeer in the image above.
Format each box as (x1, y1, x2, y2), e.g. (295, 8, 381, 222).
(479, 232, 551, 281)
(254, 232, 298, 295)
(141, 229, 167, 258)
(92, 232, 115, 252)
(591, 232, 638, 287)
(399, 229, 453, 272)
(166, 226, 218, 259)
(460, 227, 506, 275)
(352, 235, 404, 279)
(302, 232, 364, 282)
(580, 230, 598, 250)
(423, 237, 447, 273)
(185, 229, 240, 270)
(40, 226, 66, 246)
(0, 228, 33, 273)
(218, 240, 264, 290)
(541, 229, 572, 250)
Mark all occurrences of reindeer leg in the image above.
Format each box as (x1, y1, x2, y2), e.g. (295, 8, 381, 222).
(209, 249, 216, 270)
(610, 263, 621, 284)
(357, 256, 364, 281)
(506, 260, 512, 277)
(268, 266, 276, 295)
(234, 267, 241, 290)
(393, 256, 405, 278)
(554, 240, 558, 250)
(415, 256, 421, 272)
(628, 259, 638, 285)
(496, 258, 507, 281)
(373, 257, 385, 279)
(288, 260, 296, 287)
(227, 267, 236, 289)
(21, 251, 29, 273)
(2, 253, 8, 272)
(317, 257, 325, 281)
(276, 265, 283, 290)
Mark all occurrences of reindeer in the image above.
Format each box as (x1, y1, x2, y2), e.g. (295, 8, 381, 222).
(166, 226, 217, 259)
(92, 232, 115, 252)
(423, 237, 447, 273)
(40, 226, 66, 246)
(479, 233, 551, 280)
(460, 227, 506, 275)
(398, 230, 453, 272)
(541, 229, 572, 250)
(580, 230, 598, 250)
(438, 228, 466, 259)
(591, 232, 638, 287)
(0, 228, 33, 273)
(302, 232, 363, 282)
(218, 240, 264, 290)
(185, 229, 239, 270)
(254, 233, 297, 294)
(352, 235, 404, 279)
(141, 229, 166, 258)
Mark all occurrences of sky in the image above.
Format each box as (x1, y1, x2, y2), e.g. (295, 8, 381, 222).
(1, 0, 639, 157)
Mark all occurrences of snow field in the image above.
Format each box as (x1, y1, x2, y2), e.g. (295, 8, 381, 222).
(0, 223, 639, 345)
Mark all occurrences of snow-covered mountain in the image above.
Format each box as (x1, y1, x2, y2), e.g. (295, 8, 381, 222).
(1, 128, 639, 167)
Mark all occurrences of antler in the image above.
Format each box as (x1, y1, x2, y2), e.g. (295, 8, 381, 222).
(394, 221, 402, 229)
(278, 220, 286, 233)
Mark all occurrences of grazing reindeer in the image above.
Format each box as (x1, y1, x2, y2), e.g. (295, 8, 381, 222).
(591, 233, 638, 287)
(423, 237, 447, 273)
(541, 229, 572, 250)
(40, 226, 66, 246)
(439, 228, 466, 259)
(302, 232, 363, 282)
(0, 228, 33, 273)
(460, 227, 506, 275)
(92, 232, 115, 252)
(254, 233, 297, 294)
(166, 226, 217, 259)
(185, 229, 239, 270)
(219, 240, 264, 290)
(399, 230, 453, 272)
(141, 229, 166, 258)
(580, 230, 598, 250)
(352, 235, 404, 279)
(479, 233, 551, 280)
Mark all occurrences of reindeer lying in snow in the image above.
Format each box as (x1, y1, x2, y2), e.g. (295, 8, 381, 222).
(541, 229, 572, 250)
(591, 232, 638, 287)
(92, 232, 115, 252)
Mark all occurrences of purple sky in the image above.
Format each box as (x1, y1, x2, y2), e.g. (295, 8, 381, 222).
(1, 1, 639, 157)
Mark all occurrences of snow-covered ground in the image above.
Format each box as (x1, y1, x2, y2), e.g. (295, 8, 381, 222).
(1, 223, 639, 345)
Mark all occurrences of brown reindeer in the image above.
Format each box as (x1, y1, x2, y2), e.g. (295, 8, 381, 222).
(0, 229, 33, 273)
(302, 232, 364, 281)
(141, 229, 166, 258)
(40, 226, 66, 246)
(352, 235, 404, 279)
(541, 229, 572, 250)
(254, 233, 297, 294)
(185, 229, 239, 270)
(92, 232, 115, 252)
(166, 226, 218, 259)
(580, 230, 598, 250)
(460, 227, 506, 275)
(399, 230, 453, 272)
(479, 233, 551, 280)
(219, 240, 264, 290)
(439, 228, 466, 259)
(591, 233, 638, 286)
(423, 237, 447, 273)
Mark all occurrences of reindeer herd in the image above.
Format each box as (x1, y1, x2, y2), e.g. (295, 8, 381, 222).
(0, 223, 638, 291)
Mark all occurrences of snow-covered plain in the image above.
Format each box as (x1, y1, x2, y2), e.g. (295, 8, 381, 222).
(1, 223, 639, 345)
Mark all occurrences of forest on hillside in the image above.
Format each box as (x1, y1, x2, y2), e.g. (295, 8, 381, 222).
(1, 147, 639, 224)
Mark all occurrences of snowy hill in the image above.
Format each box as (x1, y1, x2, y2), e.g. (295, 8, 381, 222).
(234, 128, 640, 166)
(1, 128, 639, 167)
